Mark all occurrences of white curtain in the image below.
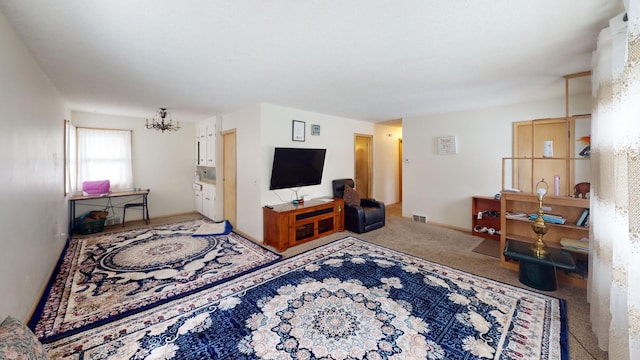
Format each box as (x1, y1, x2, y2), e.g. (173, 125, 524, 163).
(66, 121, 77, 194)
(589, 1, 640, 359)
(76, 127, 133, 190)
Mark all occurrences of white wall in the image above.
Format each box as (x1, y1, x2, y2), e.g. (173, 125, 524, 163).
(0, 10, 69, 321)
(222, 103, 377, 241)
(220, 104, 263, 238)
(402, 95, 590, 230)
(71, 112, 196, 220)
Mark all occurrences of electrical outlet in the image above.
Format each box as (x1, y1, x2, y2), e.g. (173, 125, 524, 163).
(542, 206, 552, 211)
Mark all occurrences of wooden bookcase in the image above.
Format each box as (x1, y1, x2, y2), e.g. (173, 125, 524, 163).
(471, 196, 501, 241)
(500, 192, 589, 287)
(263, 198, 344, 252)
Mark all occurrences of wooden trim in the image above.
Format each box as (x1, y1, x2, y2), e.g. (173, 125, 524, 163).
(75, 125, 132, 132)
(563, 71, 591, 79)
(563, 71, 591, 117)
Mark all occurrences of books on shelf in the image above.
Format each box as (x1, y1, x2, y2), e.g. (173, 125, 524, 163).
(505, 211, 528, 219)
(528, 213, 567, 224)
(576, 208, 590, 227)
(560, 237, 589, 254)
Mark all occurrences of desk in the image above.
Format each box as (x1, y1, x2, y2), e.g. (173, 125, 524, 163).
(503, 240, 576, 291)
(69, 190, 150, 234)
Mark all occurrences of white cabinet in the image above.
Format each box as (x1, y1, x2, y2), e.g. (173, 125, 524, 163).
(194, 188, 204, 214)
(206, 118, 215, 167)
(196, 121, 206, 165)
(202, 183, 216, 220)
(195, 182, 216, 220)
(196, 118, 216, 166)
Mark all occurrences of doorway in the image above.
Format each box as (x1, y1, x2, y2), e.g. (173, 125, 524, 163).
(222, 129, 237, 227)
(354, 134, 373, 198)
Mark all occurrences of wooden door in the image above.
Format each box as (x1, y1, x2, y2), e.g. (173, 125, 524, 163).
(222, 129, 237, 227)
(398, 138, 403, 202)
(354, 134, 372, 198)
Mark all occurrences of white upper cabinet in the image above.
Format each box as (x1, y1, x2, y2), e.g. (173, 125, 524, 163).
(196, 117, 216, 167)
(206, 118, 216, 167)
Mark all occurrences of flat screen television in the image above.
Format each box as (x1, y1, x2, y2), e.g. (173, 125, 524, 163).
(269, 147, 327, 190)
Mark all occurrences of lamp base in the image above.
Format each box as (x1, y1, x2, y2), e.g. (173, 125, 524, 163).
(530, 239, 549, 258)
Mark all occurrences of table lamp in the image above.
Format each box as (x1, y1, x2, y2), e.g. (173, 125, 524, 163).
(531, 178, 549, 257)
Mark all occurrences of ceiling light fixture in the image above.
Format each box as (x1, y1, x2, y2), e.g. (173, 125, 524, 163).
(145, 107, 180, 132)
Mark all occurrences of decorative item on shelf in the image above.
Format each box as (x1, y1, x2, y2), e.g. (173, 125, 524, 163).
(578, 135, 591, 157)
(554, 175, 560, 196)
(145, 107, 180, 132)
(543, 140, 554, 158)
(531, 178, 549, 258)
(573, 182, 590, 199)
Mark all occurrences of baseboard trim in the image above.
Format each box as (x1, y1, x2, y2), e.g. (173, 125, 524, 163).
(401, 215, 468, 233)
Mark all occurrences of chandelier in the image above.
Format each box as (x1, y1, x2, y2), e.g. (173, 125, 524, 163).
(145, 107, 180, 132)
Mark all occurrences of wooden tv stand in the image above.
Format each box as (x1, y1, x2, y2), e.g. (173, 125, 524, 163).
(263, 197, 344, 251)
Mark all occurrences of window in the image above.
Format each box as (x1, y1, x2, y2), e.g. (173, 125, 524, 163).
(76, 127, 132, 191)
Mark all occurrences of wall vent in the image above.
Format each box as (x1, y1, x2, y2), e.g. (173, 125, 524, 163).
(412, 214, 428, 223)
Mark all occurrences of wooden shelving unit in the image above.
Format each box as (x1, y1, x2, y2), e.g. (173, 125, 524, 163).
(498, 72, 592, 288)
(500, 192, 589, 287)
(471, 196, 501, 241)
(263, 198, 344, 252)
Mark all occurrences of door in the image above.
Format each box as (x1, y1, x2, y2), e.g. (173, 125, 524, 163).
(222, 129, 237, 227)
(398, 138, 403, 202)
(354, 134, 373, 198)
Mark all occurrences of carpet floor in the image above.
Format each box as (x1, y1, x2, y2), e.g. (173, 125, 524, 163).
(53, 205, 607, 360)
(29, 219, 280, 343)
(472, 238, 501, 258)
(44, 237, 568, 359)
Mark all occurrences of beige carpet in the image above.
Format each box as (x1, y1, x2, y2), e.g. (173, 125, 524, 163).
(114, 204, 607, 360)
(472, 238, 501, 258)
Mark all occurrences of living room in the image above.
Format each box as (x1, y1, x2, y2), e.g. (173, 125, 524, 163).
(1, 1, 637, 359)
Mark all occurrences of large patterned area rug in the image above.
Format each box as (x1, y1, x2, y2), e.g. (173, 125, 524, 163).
(29, 219, 281, 343)
(44, 237, 568, 359)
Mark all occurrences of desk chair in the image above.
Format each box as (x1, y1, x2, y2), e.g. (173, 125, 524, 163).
(122, 190, 150, 227)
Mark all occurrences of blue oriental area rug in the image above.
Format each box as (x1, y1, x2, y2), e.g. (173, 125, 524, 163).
(43, 237, 568, 359)
(29, 219, 280, 343)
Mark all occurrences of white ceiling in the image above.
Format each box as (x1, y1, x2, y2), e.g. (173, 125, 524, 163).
(0, 1, 622, 123)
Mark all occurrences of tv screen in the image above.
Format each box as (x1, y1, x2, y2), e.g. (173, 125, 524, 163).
(269, 148, 327, 190)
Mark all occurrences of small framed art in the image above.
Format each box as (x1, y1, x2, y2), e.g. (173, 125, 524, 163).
(311, 124, 320, 136)
(437, 135, 458, 155)
(292, 120, 305, 142)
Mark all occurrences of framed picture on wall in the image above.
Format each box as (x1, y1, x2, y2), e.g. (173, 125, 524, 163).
(437, 135, 458, 155)
(311, 124, 320, 136)
(292, 120, 305, 142)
